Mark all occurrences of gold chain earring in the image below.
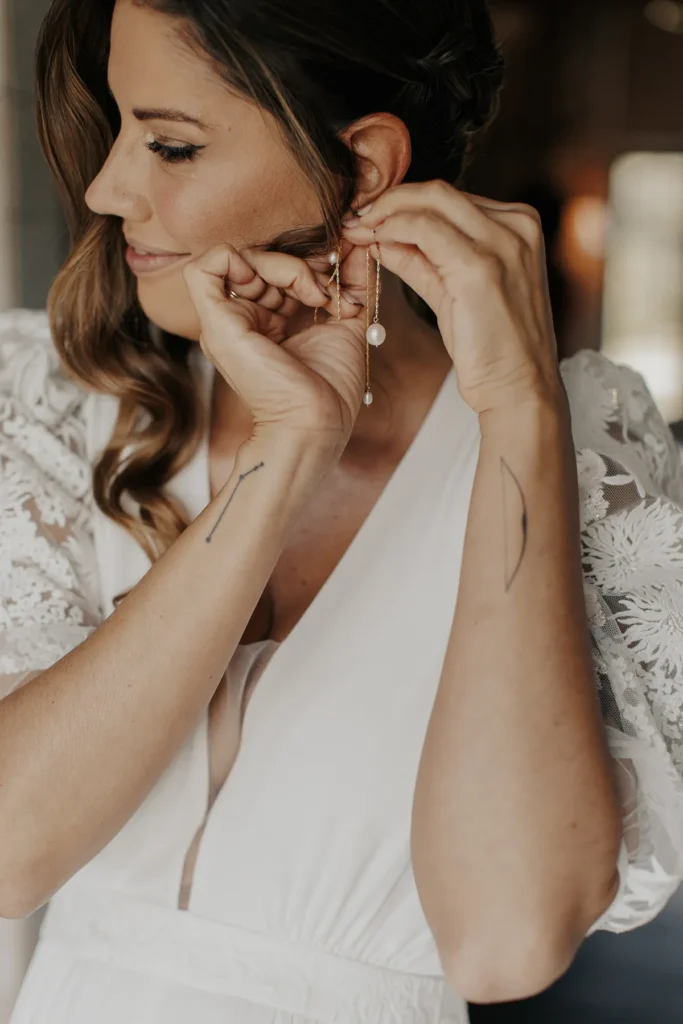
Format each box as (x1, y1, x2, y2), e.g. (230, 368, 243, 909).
(313, 244, 342, 325)
(363, 246, 385, 406)
(313, 242, 385, 408)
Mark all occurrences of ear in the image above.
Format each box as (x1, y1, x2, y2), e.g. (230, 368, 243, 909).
(340, 113, 412, 210)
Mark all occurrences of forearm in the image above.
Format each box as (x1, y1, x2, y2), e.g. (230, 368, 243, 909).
(0, 429, 333, 916)
(411, 395, 622, 996)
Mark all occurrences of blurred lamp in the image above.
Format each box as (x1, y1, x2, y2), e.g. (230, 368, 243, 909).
(643, 0, 683, 33)
(566, 196, 609, 260)
(602, 153, 683, 423)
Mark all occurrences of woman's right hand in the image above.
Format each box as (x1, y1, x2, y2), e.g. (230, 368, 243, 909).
(182, 241, 369, 455)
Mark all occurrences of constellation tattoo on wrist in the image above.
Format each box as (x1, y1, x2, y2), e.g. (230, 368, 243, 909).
(500, 457, 528, 592)
(205, 461, 265, 543)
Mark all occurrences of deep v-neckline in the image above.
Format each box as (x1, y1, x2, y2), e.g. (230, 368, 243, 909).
(179, 350, 458, 911)
(192, 348, 456, 657)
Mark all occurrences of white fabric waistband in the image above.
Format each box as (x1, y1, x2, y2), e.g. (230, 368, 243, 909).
(40, 887, 465, 1023)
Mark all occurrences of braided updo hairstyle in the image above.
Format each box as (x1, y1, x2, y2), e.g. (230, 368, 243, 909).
(36, 0, 504, 565)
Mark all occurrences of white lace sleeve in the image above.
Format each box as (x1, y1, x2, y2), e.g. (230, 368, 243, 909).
(560, 349, 683, 934)
(0, 309, 102, 698)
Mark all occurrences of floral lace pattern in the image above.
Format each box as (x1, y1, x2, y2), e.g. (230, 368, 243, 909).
(0, 310, 101, 695)
(561, 350, 683, 932)
(1, 311, 683, 934)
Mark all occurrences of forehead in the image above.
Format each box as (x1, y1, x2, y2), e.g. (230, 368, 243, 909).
(108, 0, 232, 113)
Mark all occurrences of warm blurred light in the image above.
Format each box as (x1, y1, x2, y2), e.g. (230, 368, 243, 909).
(602, 153, 683, 423)
(566, 196, 610, 260)
(643, 0, 683, 33)
(558, 194, 609, 297)
(608, 335, 683, 421)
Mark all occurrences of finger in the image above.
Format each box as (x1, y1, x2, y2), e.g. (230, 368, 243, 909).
(183, 243, 259, 312)
(345, 200, 532, 276)
(462, 195, 545, 250)
(242, 247, 363, 317)
(314, 269, 366, 316)
(367, 239, 444, 314)
(182, 243, 289, 344)
(344, 210, 479, 280)
(344, 181, 510, 250)
(239, 246, 330, 308)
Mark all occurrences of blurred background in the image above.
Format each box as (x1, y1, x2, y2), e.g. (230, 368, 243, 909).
(1, 0, 683, 1020)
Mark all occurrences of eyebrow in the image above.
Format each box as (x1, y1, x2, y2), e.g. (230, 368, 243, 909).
(132, 107, 215, 130)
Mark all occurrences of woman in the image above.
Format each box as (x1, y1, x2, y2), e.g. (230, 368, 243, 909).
(1, 0, 682, 1020)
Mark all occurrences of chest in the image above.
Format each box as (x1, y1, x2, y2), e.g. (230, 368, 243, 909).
(208, 440, 404, 645)
(80, 369, 480, 944)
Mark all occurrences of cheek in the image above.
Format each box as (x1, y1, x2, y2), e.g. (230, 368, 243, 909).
(136, 155, 315, 341)
(153, 160, 287, 253)
(134, 176, 246, 344)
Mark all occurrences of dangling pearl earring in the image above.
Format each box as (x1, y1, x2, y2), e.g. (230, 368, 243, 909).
(363, 245, 385, 406)
(313, 243, 343, 325)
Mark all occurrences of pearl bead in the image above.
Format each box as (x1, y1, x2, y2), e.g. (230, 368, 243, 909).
(328, 251, 339, 266)
(363, 391, 374, 405)
(366, 322, 386, 347)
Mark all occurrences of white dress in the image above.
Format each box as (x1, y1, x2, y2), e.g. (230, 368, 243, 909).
(2, 308, 683, 1024)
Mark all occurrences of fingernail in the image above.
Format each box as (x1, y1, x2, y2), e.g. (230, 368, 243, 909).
(341, 210, 358, 225)
(356, 203, 373, 217)
(342, 289, 364, 306)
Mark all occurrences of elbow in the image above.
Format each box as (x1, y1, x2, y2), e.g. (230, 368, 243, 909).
(442, 928, 581, 1005)
(0, 848, 53, 920)
(441, 868, 623, 1003)
(0, 878, 46, 920)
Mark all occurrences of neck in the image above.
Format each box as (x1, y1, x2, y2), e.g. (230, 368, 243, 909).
(353, 272, 450, 441)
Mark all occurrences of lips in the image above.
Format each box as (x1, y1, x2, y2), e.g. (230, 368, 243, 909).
(124, 237, 191, 275)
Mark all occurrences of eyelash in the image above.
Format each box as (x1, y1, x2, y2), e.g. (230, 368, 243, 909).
(145, 138, 203, 164)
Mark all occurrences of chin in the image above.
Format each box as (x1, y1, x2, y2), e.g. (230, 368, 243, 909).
(136, 274, 201, 343)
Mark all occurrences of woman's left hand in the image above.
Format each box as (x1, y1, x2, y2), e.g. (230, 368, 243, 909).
(342, 180, 566, 418)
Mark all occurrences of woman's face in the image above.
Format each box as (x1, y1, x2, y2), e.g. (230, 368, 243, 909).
(85, 0, 322, 342)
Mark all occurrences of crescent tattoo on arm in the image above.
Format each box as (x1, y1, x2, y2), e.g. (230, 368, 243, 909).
(205, 461, 266, 543)
(500, 457, 528, 592)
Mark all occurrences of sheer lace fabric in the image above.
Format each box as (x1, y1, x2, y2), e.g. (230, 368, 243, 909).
(1, 308, 683, 939)
(560, 350, 683, 932)
(0, 310, 101, 697)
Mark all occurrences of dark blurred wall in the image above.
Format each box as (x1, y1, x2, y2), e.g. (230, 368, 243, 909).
(467, 0, 683, 361)
(8, 0, 66, 309)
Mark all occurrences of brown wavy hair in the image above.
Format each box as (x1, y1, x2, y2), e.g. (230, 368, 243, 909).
(35, 0, 503, 576)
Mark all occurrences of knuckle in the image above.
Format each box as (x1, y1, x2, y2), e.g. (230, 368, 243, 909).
(518, 202, 541, 224)
(428, 178, 452, 200)
(518, 206, 543, 243)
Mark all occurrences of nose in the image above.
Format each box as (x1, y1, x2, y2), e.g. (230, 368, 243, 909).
(85, 130, 151, 223)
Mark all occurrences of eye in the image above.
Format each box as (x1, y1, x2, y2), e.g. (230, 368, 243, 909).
(145, 136, 204, 164)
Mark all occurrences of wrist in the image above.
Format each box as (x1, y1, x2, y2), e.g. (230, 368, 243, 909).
(234, 426, 338, 526)
(478, 386, 571, 442)
(477, 392, 577, 485)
